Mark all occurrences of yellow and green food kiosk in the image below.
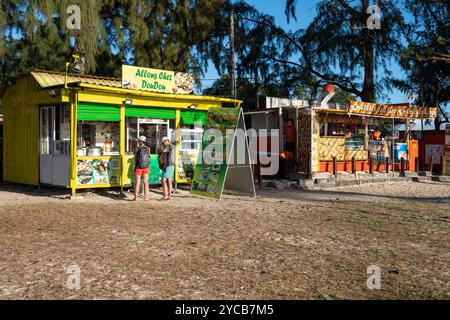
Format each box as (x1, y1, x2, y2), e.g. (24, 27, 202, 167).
(1, 69, 241, 195)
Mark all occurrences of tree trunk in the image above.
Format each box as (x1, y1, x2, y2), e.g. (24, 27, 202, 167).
(361, 33, 376, 102)
(73, 29, 86, 75)
(229, 7, 236, 98)
(434, 99, 441, 131)
(434, 117, 441, 131)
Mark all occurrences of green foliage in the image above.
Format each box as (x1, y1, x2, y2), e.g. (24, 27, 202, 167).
(0, 0, 447, 125)
(330, 87, 357, 105)
(0, 0, 227, 82)
(393, 0, 449, 126)
(203, 74, 290, 111)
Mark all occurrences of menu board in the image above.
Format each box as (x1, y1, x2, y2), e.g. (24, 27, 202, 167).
(191, 108, 240, 199)
(77, 158, 120, 186)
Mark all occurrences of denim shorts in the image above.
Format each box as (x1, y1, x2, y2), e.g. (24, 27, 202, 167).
(162, 165, 175, 180)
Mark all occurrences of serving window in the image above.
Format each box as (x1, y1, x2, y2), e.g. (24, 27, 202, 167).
(125, 118, 170, 154)
(177, 110, 207, 181)
(321, 123, 366, 138)
(76, 102, 121, 157)
(77, 121, 120, 156)
(318, 113, 368, 161)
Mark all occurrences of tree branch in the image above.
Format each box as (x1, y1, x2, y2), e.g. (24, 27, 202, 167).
(265, 55, 362, 96)
(237, 11, 369, 98)
(336, 0, 359, 15)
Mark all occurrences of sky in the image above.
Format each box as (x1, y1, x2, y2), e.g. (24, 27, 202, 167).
(199, 0, 409, 104)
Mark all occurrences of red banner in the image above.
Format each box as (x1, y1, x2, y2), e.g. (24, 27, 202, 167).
(348, 101, 437, 119)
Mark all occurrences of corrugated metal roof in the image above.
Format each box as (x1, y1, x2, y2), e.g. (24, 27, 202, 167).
(31, 70, 122, 89)
(28, 70, 242, 104)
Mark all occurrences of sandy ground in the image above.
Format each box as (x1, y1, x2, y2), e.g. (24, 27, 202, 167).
(0, 180, 449, 300)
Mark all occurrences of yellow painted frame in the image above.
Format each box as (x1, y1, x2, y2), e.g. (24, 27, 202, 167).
(69, 91, 78, 195)
(66, 85, 241, 195)
(174, 109, 182, 183)
(2, 72, 241, 191)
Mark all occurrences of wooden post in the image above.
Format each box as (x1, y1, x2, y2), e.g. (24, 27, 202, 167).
(369, 156, 374, 174)
(258, 163, 262, 190)
(385, 157, 390, 173)
(351, 157, 356, 174)
(414, 157, 419, 173)
(332, 156, 337, 177)
(308, 151, 312, 180)
(400, 157, 405, 176)
(429, 156, 433, 172)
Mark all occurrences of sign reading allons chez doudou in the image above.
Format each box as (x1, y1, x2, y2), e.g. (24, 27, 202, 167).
(121, 65, 194, 94)
(348, 101, 438, 119)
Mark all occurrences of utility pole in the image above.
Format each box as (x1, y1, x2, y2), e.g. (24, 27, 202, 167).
(229, 6, 236, 98)
(72, 29, 86, 75)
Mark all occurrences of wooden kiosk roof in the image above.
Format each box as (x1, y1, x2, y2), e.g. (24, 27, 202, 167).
(28, 70, 242, 106)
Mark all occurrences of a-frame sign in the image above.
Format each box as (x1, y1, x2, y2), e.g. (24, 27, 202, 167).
(190, 107, 256, 199)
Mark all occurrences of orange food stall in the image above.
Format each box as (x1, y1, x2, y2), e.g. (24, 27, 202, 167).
(298, 101, 437, 176)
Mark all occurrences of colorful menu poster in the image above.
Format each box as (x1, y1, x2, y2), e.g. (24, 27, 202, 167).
(77, 158, 120, 186)
(190, 108, 240, 199)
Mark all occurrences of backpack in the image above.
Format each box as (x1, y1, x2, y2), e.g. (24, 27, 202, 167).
(136, 147, 150, 169)
(158, 151, 169, 170)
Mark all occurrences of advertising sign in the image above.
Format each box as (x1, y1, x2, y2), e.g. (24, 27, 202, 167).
(348, 101, 437, 119)
(122, 65, 194, 94)
(393, 143, 408, 161)
(191, 108, 255, 199)
(191, 108, 240, 199)
(77, 158, 120, 186)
